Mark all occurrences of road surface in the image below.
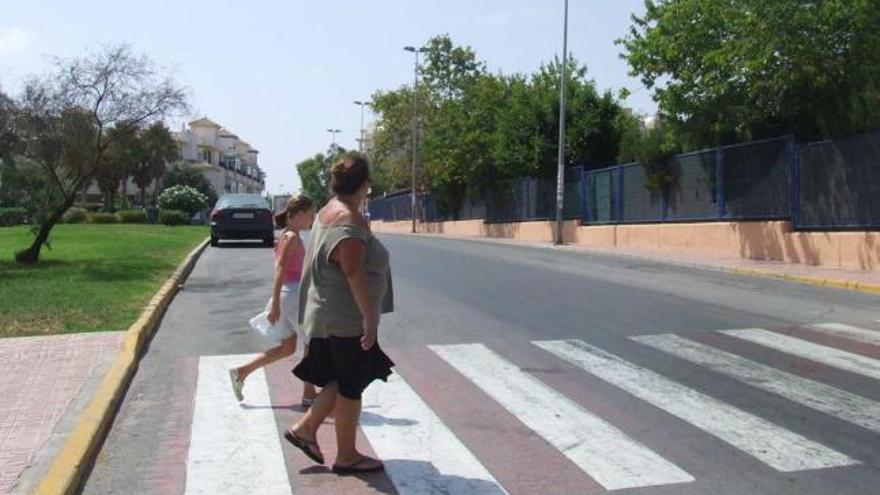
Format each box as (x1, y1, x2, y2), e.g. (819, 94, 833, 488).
(82, 234, 880, 495)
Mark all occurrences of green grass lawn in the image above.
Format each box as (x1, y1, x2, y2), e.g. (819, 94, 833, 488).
(0, 224, 208, 337)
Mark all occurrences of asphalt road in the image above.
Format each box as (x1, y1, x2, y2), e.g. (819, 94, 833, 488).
(82, 234, 880, 495)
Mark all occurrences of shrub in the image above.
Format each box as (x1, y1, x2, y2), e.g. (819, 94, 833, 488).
(163, 163, 219, 206)
(116, 209, 147, 224)
(159, 209, 190, 226)
(88, 212, 118, 224)
(63, 207, 88, 224)
(0, 207, 28, 226)
(158, 186, 208, 217)
(115, 196, 132, 211)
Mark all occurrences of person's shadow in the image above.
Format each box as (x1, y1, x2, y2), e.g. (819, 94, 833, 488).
(357, 410, 507, 495)
(359, 410, 419, 427)
(370, 459, 508, 495)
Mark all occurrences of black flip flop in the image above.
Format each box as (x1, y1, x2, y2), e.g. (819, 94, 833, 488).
(283, 430, 324, 465)
(332, 457, 385, 475)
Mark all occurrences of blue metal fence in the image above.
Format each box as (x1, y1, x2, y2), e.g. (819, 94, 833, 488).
(795, 130, 880, 229)
(368, 133, 879, 231)
(485, 167, 583, 223)
(581, 137, 793, 224)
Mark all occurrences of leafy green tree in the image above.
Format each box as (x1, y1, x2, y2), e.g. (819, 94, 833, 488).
(369, 87, 426, 194)
(423, 73, 506, 211)
(493, 58, 633, 178)
(0, 89, 15, 167)
(369, 35, 637, 215)
(420, 35, 486, 100)
(296, 146, 346, 206)
(8, 45, 187, 264)
(619, 0, 880, 145)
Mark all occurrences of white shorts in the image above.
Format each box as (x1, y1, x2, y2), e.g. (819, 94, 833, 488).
(249, 283, 303, 344)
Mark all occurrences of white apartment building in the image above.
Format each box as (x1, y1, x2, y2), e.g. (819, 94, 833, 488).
(175, 117, 265, 195)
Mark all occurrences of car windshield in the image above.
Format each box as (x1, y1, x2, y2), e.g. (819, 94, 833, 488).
(216, 194, 269, 210)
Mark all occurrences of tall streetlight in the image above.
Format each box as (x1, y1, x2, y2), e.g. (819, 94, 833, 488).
(404, 45, 428, 234)
(326, 128, 341, 150)
(554, 0, 570, 245)
(353, 100, 372, 152)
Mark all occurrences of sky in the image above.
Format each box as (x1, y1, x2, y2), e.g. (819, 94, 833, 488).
(1, 0, 655, 195)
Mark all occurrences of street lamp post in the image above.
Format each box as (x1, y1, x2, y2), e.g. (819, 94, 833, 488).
(554, 0, 570, 245)
(326, 128, 341, 151)
(404, 45, 427, 234)
(353, 100, 371, 152)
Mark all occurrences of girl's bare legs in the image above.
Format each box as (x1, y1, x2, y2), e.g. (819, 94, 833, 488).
(235, 335, 297, 381)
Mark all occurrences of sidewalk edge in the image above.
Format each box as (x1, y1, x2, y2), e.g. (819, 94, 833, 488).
(383, 231, 880, 296)
(31, 238, 210, 495)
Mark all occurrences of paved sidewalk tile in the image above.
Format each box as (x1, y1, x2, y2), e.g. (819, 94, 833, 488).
(0, 332, 122, 494)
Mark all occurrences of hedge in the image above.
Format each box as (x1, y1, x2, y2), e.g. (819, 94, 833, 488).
(159, 209, 190, 226)
(0, 207, 28, 227)
(116, 209, 147, 224)
(88, 212, 118, 224)
(63, 207, 88, 224)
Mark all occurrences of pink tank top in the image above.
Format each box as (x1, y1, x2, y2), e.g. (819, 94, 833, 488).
(275, 232, 305, 284)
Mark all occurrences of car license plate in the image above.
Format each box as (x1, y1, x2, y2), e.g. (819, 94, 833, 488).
(233, 213, 254, 219)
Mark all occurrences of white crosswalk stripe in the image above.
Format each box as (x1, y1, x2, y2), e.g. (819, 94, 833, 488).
(534, 339, 858, 472)
(360, 373, 508, 495)
(811, 323, 880, 346)
(633, 334, 880, 434)
(186, 355, 292, 495)
(430, 343, 695, 491)
(721, 328, 880, 381)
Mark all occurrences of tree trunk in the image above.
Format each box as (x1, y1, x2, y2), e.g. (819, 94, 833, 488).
(15, 197, 74, 265)
(139, 184, 146, 208)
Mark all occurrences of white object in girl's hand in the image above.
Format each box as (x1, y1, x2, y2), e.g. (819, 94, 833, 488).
(249, 284, 299, 343)
(249, 310, 290, 343)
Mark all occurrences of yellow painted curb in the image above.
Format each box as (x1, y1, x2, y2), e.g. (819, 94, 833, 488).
(730, 267, 880, 295)
(32, 238, 210, 495)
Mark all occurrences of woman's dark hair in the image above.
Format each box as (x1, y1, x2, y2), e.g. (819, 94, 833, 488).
(275, 193, 315, 228)
(330, 152, 370, 196)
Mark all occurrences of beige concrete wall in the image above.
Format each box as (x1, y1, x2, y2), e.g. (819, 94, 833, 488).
(371, 219, 880, 271)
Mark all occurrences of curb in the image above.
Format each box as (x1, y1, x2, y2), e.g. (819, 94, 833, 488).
(381, 231, 880, 296)
(729, 267, 880, 295)
(32, 238, 211, 495)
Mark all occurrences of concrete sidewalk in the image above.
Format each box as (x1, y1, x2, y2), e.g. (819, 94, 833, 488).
(0, 332, 122, 495)
(389, 232, 880, 294)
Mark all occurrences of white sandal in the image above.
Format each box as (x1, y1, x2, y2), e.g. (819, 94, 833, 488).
(229, 369, 244, 401)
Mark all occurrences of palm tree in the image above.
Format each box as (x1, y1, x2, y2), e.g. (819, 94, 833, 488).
(133, 122, 178, 206)
(96, 123, 140, 212)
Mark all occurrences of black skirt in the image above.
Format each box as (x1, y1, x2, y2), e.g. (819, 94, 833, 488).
(293, 336, 394, 400)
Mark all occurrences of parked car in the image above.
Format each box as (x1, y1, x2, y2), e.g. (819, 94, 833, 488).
(210, 194, 274, 247)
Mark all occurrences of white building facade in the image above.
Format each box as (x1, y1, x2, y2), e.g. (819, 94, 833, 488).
(175, 117, 266, 195)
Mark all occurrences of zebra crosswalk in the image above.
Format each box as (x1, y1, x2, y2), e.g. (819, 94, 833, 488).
(184, 321, 880, 494)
